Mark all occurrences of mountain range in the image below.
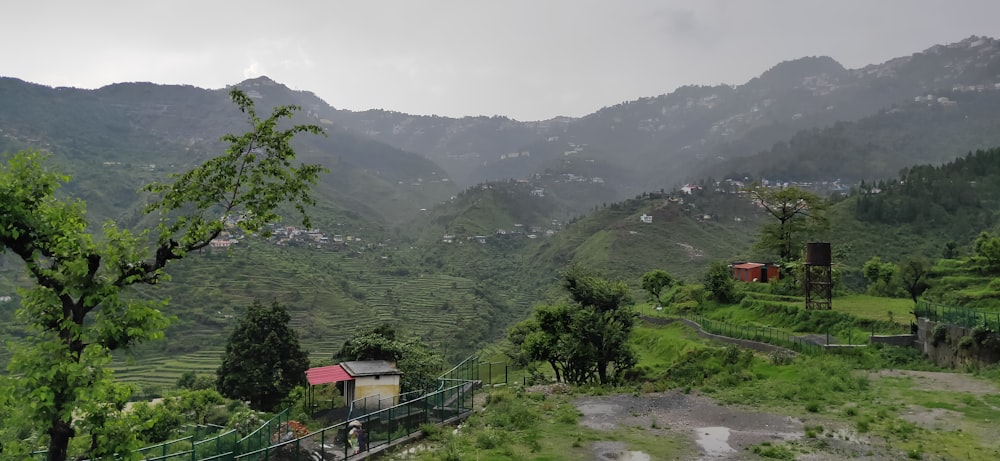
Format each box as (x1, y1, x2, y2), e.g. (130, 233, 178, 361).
(2, 35, 1000, 384)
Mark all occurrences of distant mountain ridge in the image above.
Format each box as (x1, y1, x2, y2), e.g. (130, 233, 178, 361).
(4, 35, 1000, 378)
(318, 35, 1000, 196)
(4, 36, 999, 212)
(0, 76, 456, 227)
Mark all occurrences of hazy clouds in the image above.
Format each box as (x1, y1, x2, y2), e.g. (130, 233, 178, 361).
(3, 0, 998, 120)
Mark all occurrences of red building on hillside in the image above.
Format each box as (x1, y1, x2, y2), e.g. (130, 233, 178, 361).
(731, 262, 779, 283)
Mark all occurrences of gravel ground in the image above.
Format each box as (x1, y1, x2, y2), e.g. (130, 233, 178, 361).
(571, 390, 907, 461)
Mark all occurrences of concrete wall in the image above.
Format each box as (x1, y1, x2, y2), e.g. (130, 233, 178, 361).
(915, 318, 1000, 368)
(869, 334, 916, 348)
(355, 375, 401, 402)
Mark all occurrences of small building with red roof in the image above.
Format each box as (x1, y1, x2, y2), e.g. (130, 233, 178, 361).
(731, 262, 779, 283)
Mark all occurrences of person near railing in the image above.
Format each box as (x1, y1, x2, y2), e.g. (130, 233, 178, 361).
(348, 420, 361, 454)
(358, 423, 368, 452)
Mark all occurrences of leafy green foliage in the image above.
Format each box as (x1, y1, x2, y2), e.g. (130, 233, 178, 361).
(897, 255, 931, 304)
(863, 256, 899, 297)
(216, 301, 309, 411)
(143, 89, 326, 244)
(641, 269, 674, 304)
(176, 371, 217, 391)
(974, 231, 1000, 273)
(335, 324, 444, 393)
(125, 400, 184, 444)
(750, 185, 827, 261)
(510, 267, 637, 385)
(704, 261, 738, 303)
(0, 89, 324, 460)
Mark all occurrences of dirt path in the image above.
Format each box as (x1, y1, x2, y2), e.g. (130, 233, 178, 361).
(869, 369, 999, 395)
(572, 390, 907, 460)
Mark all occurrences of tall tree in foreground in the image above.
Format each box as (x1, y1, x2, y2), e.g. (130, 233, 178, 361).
(216, 301, 310, 411)
(750, 185, 827, 261)
(0, 89, 324, 461)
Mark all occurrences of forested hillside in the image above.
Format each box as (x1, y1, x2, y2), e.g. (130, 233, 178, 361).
(709, 90, 1000, 183)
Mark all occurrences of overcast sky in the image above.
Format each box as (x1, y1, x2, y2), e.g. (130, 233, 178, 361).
(3, 1, 998, 120)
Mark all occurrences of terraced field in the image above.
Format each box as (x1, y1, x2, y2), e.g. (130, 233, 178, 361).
(104, 239, 537, 393)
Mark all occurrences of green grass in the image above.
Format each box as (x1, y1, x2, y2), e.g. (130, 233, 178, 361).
(401, 388, 693, 460)
(831, 295, 915, 324)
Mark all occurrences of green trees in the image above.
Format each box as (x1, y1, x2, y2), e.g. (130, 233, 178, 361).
(750, 185, 827, 261)
(216, 301, 310, 412)
(641, 269, 674, 304)
(974, 232, 1000, 273)
(862, 256, 898, 297)
(898, 255, 931, 305)
(704, 261, 738, 303)
(509, 267, 637, 385)
(861, 255, 931, 303)
(335, 324, 444, 393)
(0, 89, 324, 460)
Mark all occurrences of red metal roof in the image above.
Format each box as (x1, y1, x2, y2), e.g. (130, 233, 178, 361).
(306, 364, 354, 386)
(732, 263, 764, 269)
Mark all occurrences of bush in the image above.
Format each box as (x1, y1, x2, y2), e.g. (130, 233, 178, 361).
(768, 351, 795, 366)
(475, 427, 507, 449)
(932, 324, 948, 346)
(751, 442, 795, 460)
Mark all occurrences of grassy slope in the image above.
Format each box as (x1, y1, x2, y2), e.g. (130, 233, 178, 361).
(441, 293, 1000, 460)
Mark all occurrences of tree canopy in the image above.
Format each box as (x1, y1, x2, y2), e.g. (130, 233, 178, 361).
(704, 261, 738, 303)
(216, 300, 310, 412)
(336, 324, 444, 393)
(0, 88, 324, 460)
(641, 269, 674, 304)
(897, 255, 931, 305)
(509, 266, 637, 385)
(750, 185, 827, 261)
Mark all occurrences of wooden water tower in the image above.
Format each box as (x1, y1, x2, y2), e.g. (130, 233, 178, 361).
(805, 242, 832, 310)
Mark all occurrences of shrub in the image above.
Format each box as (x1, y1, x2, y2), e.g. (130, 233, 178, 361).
(420, 423, 446, 442)
(474, 427, 507, 449)
(768, 351, 795, 366)
(972, 325, 994, 344)
(751, 442, 795, 460)
(932, 324, 948, 346)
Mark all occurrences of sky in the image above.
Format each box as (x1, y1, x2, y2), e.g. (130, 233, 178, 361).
(3, 1, 999, 121)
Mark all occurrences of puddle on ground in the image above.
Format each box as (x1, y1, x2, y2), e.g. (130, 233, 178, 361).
(695, 426, 735, 458)
(592, 441, 651, 461)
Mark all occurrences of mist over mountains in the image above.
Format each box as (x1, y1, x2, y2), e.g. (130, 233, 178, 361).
(3, 35, 1000, 220)
(3, 35, 1000, 369)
